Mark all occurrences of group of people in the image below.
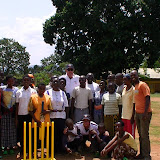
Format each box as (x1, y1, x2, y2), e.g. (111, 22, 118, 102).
(0, 64, 152, 160)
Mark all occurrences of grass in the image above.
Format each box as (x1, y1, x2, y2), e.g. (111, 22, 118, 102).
(150, 93, 160, 97)
(149, 96, 160, 144)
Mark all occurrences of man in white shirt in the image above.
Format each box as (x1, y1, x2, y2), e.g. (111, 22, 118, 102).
(59, 64, 79, 99)
(86, 73, 100, 118)
(86, 73, 100, 96)
(75, 114, 99, 152)
(16, 75, 37, 156)
(59, 64, 79, 117)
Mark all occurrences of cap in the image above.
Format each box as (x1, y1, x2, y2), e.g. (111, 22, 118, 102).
(124, 73, 131, 80)
(28, 74, 34, 78)
(66, 64, 74, 69)
(82, 114, 91, 121)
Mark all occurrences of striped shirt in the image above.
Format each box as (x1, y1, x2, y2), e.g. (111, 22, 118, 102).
(101, 92, 122, 115)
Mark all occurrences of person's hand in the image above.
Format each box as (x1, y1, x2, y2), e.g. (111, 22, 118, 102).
(89, 129, 97, 135)
(142, 112, 148, 121)
(36, 120, 41, 127)
(104, 131, 110, 136)
(41, 110, 48, 115)
(63, 127, 68, 134)
(66, 147, 72, 153)
(101, 148, 108, 157)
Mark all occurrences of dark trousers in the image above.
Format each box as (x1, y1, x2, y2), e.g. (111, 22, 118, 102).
(62, 134, 82, 152)
(32, 126, 52, 155)
(136, 112, 152, 159)
(18, 114, 32, 154)
(50, 118, 65, 154)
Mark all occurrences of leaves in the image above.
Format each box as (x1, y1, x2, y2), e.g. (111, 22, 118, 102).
(0, 38, 30, 75)
(43, 0, 160, 78)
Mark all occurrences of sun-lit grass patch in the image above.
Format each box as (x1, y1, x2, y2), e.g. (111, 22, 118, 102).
(151, 93, 160, 97)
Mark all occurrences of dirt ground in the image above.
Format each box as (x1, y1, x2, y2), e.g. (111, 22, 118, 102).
(1, 97, 160, 160)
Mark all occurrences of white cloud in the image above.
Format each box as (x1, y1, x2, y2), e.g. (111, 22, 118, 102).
(0, 10, 56, 65)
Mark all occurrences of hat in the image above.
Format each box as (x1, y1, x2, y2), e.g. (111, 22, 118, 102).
(124, 73, 131, 80)
(66, 64, 74, 69)
(28, 74, 34, 78)
(82, 114, 91, 121)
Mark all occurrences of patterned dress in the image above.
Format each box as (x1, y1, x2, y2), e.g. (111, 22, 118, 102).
(1, 86, 18, 148)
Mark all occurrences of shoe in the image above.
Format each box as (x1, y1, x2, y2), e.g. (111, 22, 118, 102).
(134, 154, 144, 159)
(3, 150, 8, 155)
(9, 149, 14, 155)
(94, 151, 100, 158)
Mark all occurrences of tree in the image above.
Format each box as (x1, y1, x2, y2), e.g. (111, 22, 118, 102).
(43, 0, 160, 78)
(0, 38, 30, 75)
(41, 54, 68, 75)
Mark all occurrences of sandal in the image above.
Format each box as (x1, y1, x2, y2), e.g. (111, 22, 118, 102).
(3, 150, 8, 155)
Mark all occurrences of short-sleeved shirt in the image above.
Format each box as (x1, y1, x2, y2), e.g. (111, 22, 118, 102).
(134, 81, 151, 113)
(46, 89, 68, 119)
(2, 86, 18, 109)
(59, 74, 79, 97)
(72, 86, 93, 109)
(75, 121, 98, 136)
(94, 91, 107, 106)
(122, 85, 135, 119)
(116, 84, 124, 96)
(16, 87, 37, 115)
(28, 94, 52, 127)
(67, 125, 79, 142)
(86, 82, 100, 99)
(101, 92, 122, 115)
(121, 132, 138, 151)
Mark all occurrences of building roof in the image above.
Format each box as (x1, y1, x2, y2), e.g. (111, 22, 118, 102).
(138, 68, 160, 79)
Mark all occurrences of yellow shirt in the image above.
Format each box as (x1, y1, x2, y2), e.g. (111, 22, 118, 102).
(122, 86, 135, 119)
(28, 94, 52, 127)
(123, 132, 138, 151)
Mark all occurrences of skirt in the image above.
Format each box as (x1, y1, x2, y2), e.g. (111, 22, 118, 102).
(1, 113, 17, 148)
(104, 114, 119, 137)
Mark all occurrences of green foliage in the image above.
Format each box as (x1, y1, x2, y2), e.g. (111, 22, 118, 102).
(43, 0, 160, 78)
(0, 38, 30, 75)
(41, 53, 68, 75)
(34, 71, 50, 85)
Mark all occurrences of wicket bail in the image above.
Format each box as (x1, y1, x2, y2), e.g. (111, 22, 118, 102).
(22, 121, 56, 160)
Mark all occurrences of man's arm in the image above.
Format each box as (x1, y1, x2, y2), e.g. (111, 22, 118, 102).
(130, 103, 135, 124)
(71, 97, 75, 119)
(143, 95, 150, 120)
(118, 105, 122, 120)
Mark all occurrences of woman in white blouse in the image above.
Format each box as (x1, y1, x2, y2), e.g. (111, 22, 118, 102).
(46, 76, 68, 154)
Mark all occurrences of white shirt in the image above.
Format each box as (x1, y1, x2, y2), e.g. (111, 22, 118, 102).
(59, 74, 79, 97)
(116, 84, 124, 96)
(16, 86, 37, 115)
(75, 121, 98, 136)
(46, 89, 68, 119)
(72, 86, 93, 109)
(67, 125, 79, 142)
(86, 82, 100, 96)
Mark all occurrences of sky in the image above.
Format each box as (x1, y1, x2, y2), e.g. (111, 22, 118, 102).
(0, 0, 56, 66)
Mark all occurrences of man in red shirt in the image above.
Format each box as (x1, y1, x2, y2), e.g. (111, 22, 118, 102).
(131, 70, 152, 160)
